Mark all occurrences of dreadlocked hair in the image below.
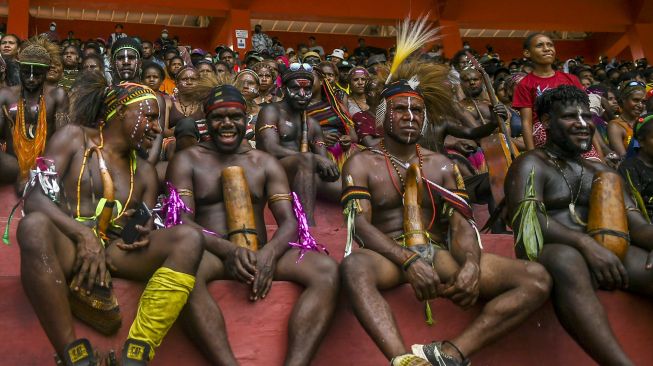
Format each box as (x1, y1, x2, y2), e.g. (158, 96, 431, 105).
(18, 36, 59, 66)
(184, 71, 228, 107)
(535, 85, 589, 119)
(70, 70, 110, 127)
(380, 60, 455, 124)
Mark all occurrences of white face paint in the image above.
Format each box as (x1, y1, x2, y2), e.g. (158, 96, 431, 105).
(407, 96, 414, 127)
(30, 65, 34, 79)
(577, 106, 588, 127)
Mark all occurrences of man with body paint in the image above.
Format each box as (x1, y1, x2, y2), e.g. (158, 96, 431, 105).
(166, 85, 339, 366)
(110, 37, 163, 165)
(17, 72, 204, 365)
(340, 59, 551, 366)
(256, 63, 339, 225)
(0, 36, 69, 188)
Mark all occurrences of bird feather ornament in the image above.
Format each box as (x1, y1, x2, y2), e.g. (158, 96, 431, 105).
(387, 14, 440, 83)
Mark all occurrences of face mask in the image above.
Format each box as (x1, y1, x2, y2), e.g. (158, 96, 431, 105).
(50, 26, 56, 32)
(162, 33, 168, 39)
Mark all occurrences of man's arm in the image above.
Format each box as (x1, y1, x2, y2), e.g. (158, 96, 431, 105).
(255, 104, 300, 158)
(307, 116, 329, 158)
(440, 158, 481, 265)
(53, 87, 70, 130)
(446, 118, 498, 140)
(261, 155, 298, 259)
(23, 125, 95, 239)
(343, 154, 414, 266)
(165, 149, 237, 258)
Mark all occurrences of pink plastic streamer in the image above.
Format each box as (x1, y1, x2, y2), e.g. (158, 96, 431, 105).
(288, 192, 329, 262)
(163, 182, 218, 236)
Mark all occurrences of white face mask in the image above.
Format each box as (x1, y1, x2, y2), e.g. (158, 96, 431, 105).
(162, 33, 168, 39)
(50, 26, 56, 32)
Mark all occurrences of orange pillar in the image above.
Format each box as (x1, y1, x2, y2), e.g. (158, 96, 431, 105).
(8, 0, 30, 39)
(627, 23, 653, 61)
(210, 8, 251, 56)
(439, 19, 463, 59)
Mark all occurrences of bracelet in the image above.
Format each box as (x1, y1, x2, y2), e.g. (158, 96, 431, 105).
(401, 253, 420, 271)
(269, 193, 292, 204)
(177, 189, 194, 197)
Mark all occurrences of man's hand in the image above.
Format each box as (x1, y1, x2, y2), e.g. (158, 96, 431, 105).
(404, 259, 440, 301)
(315, 155, 340, 182)
(582, 239, 629, 290)
(646, 250, 653, 271)
(225, 246, 257, 284)
(492, 103, 509, 121)
(71, 229, 115, 293)
(452, 140, 477, 155)
(339, 135, 352, 150)
(250, 249, 277, 301)
(440, 259, 480, 309)
(323, 131, 340, 147)
(115, 225, 152, 250)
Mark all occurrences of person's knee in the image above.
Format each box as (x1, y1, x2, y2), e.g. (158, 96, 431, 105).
(17, 212, 51, 253)
(540, 245, 586, 283)
(340, 253, 372, 288)
(521, 262, 552, 300)
(171, 225, 204, 263)
(302, 255, 339, 290)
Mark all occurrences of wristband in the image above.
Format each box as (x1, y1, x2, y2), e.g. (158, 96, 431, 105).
(402, 253, 420, 271)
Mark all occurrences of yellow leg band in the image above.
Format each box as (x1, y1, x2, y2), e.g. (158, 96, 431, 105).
(128, 267, 196, 359)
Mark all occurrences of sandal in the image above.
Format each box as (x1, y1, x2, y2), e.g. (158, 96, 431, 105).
(391, 354, 432, 366)
(56, 338, 98, 366)
(121, 338, 151, 365)
(411, 341, 471, 366)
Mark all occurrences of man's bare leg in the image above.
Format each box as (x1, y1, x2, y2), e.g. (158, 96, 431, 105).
(0, 151, 19, 185)
(275, 249, 339, 366)
(280, 153, 316, 225)
(442, 253, 551, 358)
(17, 212, 78, 355)
(340, 249, 409, 358)
(538, 244, 633, 366)
(180, 251, 238, 366)
(18, 212, 204, 358)
(623, 245, 653, 296)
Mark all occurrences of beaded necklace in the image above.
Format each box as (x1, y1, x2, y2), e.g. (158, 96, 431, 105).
(380, 139, 423, 194)
(76, 125, 135, 222)
(13, 93, 47, 180)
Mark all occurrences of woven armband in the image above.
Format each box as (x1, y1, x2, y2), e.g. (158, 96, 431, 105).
(340, 186, 371, 207)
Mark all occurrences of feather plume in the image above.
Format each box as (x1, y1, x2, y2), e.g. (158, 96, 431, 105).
(387, 14, 440, 83)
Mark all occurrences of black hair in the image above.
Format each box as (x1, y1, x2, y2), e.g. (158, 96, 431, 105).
(141, 40, 153, 47)
(83, 42, 101, 55)
(214, 60, 231, 71)
(1, 33, 20, 43)
(115, 24, 124, 29)
(523, 32, 548, 50)
(142, 61, 165, 79)
(82, 54, 105, 70)
(111, 37, 143, 57)
(219, 48, 234, 58)
(70, 70, 109, 127)
(63, 44, 82, 57)
(450, 49, 469, 66)
(163, 48, 180, 57)
(309, 36, 316, 41)
(195, 59, 217, 73)
(535, 85, 589, 119)
(169, 55, 184, 65)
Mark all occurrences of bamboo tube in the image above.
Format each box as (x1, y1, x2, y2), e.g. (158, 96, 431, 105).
(403, 163, 428, 247)
(587, 171, 629, 261)
(222, 166, 259, 251)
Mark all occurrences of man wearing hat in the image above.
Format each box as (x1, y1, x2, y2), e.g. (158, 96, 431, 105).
(366, 53, 387, 74)
(190, 48, 207, 67)
(256, 63, 339, 225)
(167, 85, 339, 366)
(0, 36, 69, 186)
(43, 22, 60, 42)
(302, 51, 321, 67)
(327, 49, 345, 65)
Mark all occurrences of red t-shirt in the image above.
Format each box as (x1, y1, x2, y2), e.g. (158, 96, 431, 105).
(512, 70, 584, 122)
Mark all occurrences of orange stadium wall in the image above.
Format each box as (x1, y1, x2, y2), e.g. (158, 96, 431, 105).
(265, 31, 395, 58)
(29, 18, 213, 51)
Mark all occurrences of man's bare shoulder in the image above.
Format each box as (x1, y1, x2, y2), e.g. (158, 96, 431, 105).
(342, 148, 382, 174)
(0, 85, 18, 101)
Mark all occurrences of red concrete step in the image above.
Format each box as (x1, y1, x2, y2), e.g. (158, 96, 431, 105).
(2, 274, 653, 365)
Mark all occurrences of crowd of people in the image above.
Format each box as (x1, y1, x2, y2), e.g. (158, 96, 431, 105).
(1, 16, 653, 366)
